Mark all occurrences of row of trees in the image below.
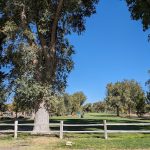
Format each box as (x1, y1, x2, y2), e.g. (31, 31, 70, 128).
(83, 101, 106, 113)
(47, 91, 86, 116)
(2, 78, 149, 118)
(84, 79, 150, 117)
(0, 91, 87, 118)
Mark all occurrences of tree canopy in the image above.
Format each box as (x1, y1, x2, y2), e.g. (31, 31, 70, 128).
(126, 0, 150, 40)
(106, 80, 146, 117)
(63, 92, 86, 115)
(0, 0, 99, 103)
(0, 0, 99, 132)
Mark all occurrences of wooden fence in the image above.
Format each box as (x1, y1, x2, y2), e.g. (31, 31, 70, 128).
(0, 120, 150, 139)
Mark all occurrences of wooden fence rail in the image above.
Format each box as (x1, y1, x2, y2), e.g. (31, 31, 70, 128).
(0, 120, 150, 139)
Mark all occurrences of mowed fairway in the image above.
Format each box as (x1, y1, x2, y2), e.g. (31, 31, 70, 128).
(0, 113, 150, 150)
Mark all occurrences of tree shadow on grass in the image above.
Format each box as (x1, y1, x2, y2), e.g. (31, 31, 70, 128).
(50, 118, 150, 132)
(1, 116, 150, 132)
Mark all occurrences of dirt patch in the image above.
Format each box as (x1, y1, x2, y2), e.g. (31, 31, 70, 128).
(0, 147, 20, 150)
(0, 136, 62, 150)
(31, 136, 59, 145)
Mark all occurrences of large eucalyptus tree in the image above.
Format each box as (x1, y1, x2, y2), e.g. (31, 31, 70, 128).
(0, 0, 99, 133)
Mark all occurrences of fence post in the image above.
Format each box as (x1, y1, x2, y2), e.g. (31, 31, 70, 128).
(103, 120, 108, 140)
(60, 121, 64, 139)
(14, 120, 18, 139)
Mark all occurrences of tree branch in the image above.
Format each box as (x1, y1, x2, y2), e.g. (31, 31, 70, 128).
(19, 3, 36, 47)
(50, 0, 64, 53)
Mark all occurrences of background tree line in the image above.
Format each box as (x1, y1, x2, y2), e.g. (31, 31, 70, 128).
(49, 91, 86, 117)
(0, 91, 87, 118)
(84, 79, 150, 118)
(1, 78, 150, 118)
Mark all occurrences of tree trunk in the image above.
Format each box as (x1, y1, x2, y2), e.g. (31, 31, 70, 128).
(32, 101, 50, 134)
(31, 111, 35, 120)
(128, 105, 131, 117)
(116, 106, 120, 117)
(15, 110, 18, 120)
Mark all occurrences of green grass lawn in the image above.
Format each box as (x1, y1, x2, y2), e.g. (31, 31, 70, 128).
(51, 113, 150, 123)
(1, 133, 150, 150)
(0, 113, 150, 150)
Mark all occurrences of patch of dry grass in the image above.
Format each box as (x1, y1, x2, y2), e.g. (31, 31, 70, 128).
(1, 133, 150, 150)
(0, 135, 63, 150)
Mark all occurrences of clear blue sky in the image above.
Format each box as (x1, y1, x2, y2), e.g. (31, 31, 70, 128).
(65, 0, 150, 103)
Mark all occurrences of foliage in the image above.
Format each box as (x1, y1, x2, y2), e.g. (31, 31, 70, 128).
(106, 82, 124, 116)
(0, 0, 99, 112)
(70, 92, 86, 114)
(106, 80, 146, 117)
(146, 72, 150, 113)
(63, 92, 87, 115)
(0, 72, 7, 111)
(63, 93, 72, 115)
(49, 95, 66, 116)
(1, 91, 87, 117)
(92, 101, 106, 113)
(83, 103, 93, 113)
(126, 0, 150, 41)
(83, 101, 107, 113)
(126, 0, 150, 31)
(33, 91, 87, 116)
